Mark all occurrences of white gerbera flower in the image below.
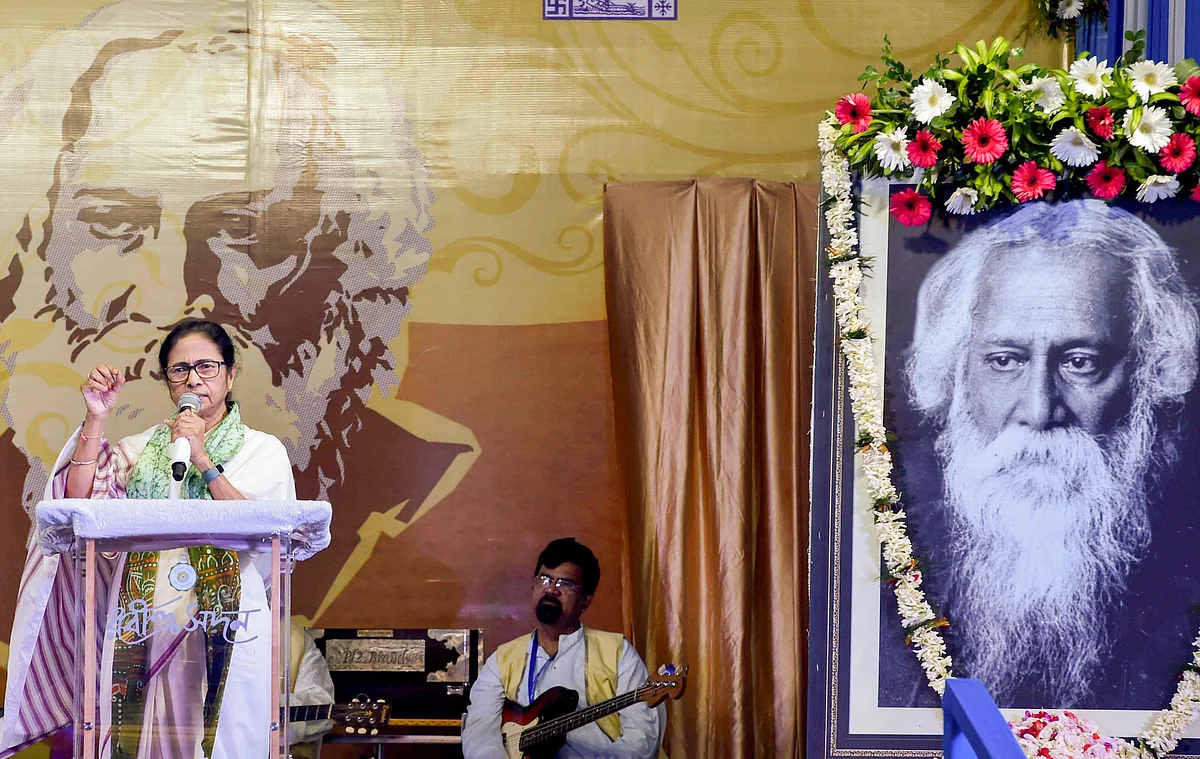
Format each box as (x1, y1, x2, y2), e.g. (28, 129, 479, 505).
(1050, 126, 1100, 167)
(1125, 60, 1178, 101)
(873, 130, 911, 172)
(909, 78, 956, 123)
(1068, 56, 1112, 99)
(1136, 174, 1180, 203)
(1123, 106, 1173, 152)
(1020, 76, 1065, 113)
(945, 187, 978, 215)
(1058, 0, 1083, 18)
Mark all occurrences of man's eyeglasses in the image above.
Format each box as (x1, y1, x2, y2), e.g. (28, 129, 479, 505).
(534, 574, 581, 593)
(165, 360, 226, 384)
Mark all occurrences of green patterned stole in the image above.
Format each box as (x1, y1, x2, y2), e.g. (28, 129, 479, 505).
(111, 402, 246, 759)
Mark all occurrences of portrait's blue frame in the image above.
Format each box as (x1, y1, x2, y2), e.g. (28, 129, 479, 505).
(806, 180, 1200, 759)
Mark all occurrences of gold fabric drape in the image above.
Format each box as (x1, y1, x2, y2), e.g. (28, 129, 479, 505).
(603, 179, 816, 759)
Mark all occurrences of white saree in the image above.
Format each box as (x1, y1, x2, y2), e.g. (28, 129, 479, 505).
(0, 421, 296, 759)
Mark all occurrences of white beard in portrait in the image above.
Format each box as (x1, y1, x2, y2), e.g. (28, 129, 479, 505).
(936, 391, 1157, 704)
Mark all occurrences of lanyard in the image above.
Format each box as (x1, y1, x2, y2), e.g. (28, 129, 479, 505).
(527, 631, 556, 703)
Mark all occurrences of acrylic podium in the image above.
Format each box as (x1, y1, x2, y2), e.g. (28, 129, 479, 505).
(34, 498, 332, 759)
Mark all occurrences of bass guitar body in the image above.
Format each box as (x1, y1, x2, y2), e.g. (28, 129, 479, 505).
(500, 687, 579, 759)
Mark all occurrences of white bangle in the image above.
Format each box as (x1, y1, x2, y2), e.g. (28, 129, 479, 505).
(69, 458, 98, 466)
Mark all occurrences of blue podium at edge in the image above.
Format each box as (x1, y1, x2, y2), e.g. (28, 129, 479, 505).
(943, 679, 1025, 759)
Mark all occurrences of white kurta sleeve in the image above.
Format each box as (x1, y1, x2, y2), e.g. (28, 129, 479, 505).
(288, 630, 335, 745)
(227, 431, 296, 501)
(563, 640, 664, 759)
(227, 430, 298, 583)
(461, 653, 510, 759)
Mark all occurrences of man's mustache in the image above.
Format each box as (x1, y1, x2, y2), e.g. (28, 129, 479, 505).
(537, 596, 562, 609)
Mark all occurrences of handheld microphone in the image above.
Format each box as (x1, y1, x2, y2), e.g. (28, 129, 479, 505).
(170, 393, 202, 482)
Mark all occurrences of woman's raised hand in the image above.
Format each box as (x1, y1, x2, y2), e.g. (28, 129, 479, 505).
(81, 365, 124, 418)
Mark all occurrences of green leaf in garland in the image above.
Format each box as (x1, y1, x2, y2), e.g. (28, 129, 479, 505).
(1127, 105, 1144, 132)
(1175, 58, 1200, 83)
(956, 43, 977, 69)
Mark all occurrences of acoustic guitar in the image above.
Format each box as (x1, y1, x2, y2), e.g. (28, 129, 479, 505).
(500, 665, 687, 759)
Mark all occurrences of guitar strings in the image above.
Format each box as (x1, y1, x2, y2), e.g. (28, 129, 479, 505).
(516, 686, 650, 748)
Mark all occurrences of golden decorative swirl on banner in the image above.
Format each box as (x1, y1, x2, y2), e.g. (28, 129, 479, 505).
(436, 101, 542, 215)
(707, 11, 829, 115)
(558, 124, 813, 205)
(448, 171, 541, 217)
(796, 0, 1018, 62)
(589, 22, 828, 118)
(591, 25, 744, 119)
(428, 226, 599, 286)
(710, 10, 781, 85)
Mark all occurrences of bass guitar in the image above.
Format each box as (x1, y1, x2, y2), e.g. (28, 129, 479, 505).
(500, 665, 686, 759)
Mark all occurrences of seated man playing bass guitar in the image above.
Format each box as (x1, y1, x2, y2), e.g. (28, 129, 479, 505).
(462, 538, 669, 759)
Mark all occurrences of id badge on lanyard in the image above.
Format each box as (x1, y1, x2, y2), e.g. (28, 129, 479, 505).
(528, 631, 556, 703)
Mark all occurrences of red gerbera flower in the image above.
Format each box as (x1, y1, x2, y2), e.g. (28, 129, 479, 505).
(906, 130, 942, 168)
(1086, 162, 1126, 200)
(1085, 106, 1115, 140)
(1010, 161, 1056, 202)
(1181, 76, 1200, 117)
(962, 118, 1008, 164)
(835, 92, 873, 133)
(1161, 133, 1197, 173)
(1191, 183, 1200, 202)
(889, 188, 932, 226)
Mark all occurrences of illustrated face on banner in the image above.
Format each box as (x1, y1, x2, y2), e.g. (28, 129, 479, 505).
(0, 0, 475, 623)
(883, 198, 1200, 710)
(0, 0, 433, 489)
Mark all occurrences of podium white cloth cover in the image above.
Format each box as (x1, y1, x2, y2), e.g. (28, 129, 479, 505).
(33, 498, 332, 559)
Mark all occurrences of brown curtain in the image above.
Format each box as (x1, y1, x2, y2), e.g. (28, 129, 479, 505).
(603, 179, 816, 759)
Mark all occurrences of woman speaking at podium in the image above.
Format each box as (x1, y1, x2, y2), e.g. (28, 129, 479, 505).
(0, 319, 296, 759)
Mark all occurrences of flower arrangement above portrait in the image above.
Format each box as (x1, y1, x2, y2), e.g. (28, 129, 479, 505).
(1034, 0, 1108, 41)
(819, 33, 1200, 759)
(830, 33, 1200, 226)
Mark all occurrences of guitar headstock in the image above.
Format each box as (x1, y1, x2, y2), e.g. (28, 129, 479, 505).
(639, 665, 688, 707)
(333, 695, 391, 735)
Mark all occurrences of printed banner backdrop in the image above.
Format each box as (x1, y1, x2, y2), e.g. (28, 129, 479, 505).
(0, 1, 1057, 755)
(810, 183, 1200, 757)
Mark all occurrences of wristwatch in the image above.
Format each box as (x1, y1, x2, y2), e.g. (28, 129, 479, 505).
(201, 464, 225, 484)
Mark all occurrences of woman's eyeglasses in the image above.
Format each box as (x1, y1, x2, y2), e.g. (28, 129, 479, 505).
(165, 360, 226, 384)
(534, 574, 581, 593)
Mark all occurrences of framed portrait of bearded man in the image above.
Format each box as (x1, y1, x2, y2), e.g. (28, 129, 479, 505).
(808, 181, 1200, 758)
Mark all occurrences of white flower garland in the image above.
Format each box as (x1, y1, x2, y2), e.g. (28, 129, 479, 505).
(817, 114, 1200, 754)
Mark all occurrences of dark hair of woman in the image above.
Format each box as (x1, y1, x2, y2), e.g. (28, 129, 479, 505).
(158, 318, 238, 377)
